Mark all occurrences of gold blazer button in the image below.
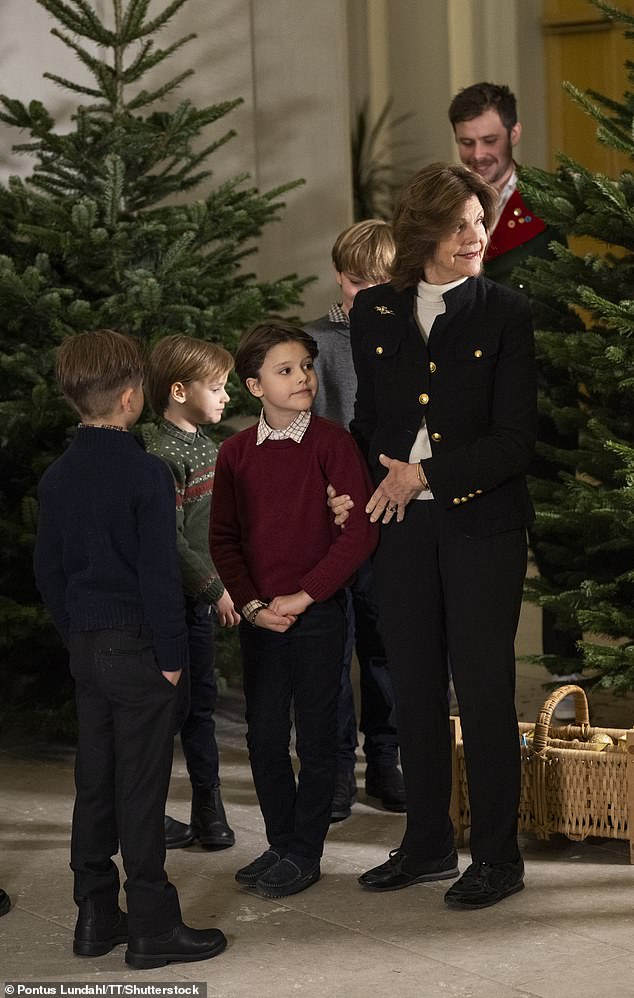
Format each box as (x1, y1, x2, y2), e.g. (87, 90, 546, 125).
(418, 393, 429, 405)
(431, 432, 442, 442)
(375, 346, 384, 355)
(474, 349, 483, 358)
(429, 361, 437, 373)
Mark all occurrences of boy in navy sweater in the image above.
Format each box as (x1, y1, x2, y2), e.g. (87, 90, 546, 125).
(34, 330, 226, 970)
(210, 320, 378, 898)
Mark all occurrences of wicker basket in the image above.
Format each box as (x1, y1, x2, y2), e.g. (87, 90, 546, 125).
(450, 684, 634, 862)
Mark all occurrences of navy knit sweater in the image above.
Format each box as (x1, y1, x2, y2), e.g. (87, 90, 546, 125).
(34, 426, 189, 673)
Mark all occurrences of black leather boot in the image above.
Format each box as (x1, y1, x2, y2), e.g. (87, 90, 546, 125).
(164, 814, 196, 849)
(74, 899, 128, 957)
(125, 923, 227, 969)
(191, 786, 235, 849)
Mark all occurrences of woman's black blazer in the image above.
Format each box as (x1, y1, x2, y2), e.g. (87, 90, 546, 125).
(349, 275, 537, 538)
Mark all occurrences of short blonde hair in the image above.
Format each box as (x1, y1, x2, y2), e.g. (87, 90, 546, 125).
(55, 329, 145, 419)
(147, 334, 234, 415)
(391, 162, 498, 290)
(331, 219, 395, 282)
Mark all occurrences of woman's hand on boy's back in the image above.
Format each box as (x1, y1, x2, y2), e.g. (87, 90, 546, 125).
(215, 589, 241, 627)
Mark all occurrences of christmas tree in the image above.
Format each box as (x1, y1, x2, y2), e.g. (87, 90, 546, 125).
(517, 0, 634, 692)
(0, 0, 308, 729)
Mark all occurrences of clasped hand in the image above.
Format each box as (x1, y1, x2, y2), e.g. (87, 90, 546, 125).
(257, 590, 315, 633)
(366, 454, 421, 523)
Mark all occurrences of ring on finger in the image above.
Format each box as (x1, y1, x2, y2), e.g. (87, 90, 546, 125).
(389, 504, 398, 512)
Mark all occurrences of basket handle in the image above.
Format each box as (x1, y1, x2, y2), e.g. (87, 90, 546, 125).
(533, 684, 590, 754)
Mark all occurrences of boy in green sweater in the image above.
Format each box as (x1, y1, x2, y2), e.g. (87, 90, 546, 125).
(145, 335, 240, 851)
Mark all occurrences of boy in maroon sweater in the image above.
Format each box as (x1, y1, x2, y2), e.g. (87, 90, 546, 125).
(210, 320, 377, 898)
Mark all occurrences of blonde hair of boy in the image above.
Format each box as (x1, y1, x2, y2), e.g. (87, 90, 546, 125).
(55, 329, 145, 420)
(147, 334, 234, 416)
(331, 219, 395, 282)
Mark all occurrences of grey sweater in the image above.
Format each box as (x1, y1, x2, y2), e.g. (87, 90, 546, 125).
(305, 307, 357, 428)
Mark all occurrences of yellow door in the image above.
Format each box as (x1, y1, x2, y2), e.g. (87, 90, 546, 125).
(543, 0, 634, 251)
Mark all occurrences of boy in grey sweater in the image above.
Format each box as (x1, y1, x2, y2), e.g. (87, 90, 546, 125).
(305, 220, 405, 820)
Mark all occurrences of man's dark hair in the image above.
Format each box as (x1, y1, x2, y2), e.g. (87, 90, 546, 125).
(448, 82, 518, 133)
(234, 319, 318, 384)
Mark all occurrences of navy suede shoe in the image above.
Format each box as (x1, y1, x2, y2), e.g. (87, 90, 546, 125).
(256, 857, 320, 898)
(235, 849, 282, 888)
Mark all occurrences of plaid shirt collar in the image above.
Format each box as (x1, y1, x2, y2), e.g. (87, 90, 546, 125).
(256, 408, 312, 445)
(328, 302, 349, 326)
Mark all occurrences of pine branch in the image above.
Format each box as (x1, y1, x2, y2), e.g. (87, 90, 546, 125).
(131, 0, 190, 40)
(120, 34, 198, 85)
(43, 74, 103, 99)
(36, 0, 116, 45)
(125, 71, 196, 111)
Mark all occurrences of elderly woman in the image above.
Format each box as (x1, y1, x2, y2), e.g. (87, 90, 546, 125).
(350, 162, 536, 910)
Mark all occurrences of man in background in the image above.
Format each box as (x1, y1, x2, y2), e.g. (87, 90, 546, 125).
(449, 82, 561, 285)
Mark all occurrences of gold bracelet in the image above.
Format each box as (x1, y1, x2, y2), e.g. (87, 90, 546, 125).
(416, 463, 428, 490)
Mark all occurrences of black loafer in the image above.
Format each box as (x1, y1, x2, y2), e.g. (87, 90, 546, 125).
(235, 849, 282, 887)
(73, 902, 128, 957)
(256, 857, 320, 898)
(365, 765, 407, 813)
(359, 848, 459, 891)
(125, 923, 227, 970)
(164, 814, 196, 850)
(0, 890, 11, 917)
(444, 858, 524, 910)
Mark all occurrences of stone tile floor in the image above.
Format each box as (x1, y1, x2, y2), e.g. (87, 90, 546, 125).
(1, 590, 634, 997)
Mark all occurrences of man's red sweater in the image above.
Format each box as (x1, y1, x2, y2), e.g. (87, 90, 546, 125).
(210, 416, 378, 609)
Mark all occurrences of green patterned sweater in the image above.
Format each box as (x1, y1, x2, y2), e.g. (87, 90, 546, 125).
(143, 419, 224, 603)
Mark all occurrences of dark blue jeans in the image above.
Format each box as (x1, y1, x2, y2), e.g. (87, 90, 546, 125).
(239, 596, 345, 861)
(178, 598, 220, 789)
(336, 558, 399, 774)
(68, 626, 182, 938)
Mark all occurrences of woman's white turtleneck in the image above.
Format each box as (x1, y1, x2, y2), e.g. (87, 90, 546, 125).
(408, 276, 468, 500)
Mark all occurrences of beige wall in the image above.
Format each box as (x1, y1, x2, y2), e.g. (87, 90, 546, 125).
(0, 0, 549, 316)
(0, 0, 352, 319)
(346, 0, 547, 177)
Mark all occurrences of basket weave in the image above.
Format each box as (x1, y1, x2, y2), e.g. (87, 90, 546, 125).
(450, 684, 634, 862)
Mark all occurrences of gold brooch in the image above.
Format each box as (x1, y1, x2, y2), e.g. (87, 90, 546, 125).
(374, 305, 395, 315)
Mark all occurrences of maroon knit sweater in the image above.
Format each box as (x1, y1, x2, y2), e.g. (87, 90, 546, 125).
(210, 416, 378, 608)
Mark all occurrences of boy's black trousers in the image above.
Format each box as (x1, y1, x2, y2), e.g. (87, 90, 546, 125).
(68, 626, 182, 938)
(239, 595, 346, 862)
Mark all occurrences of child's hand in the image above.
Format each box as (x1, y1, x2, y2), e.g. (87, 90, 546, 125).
(327, 483, 353, 529)
(268, 591, 314, 617)
(255, 606, 297, 633)
(162, 669, 182, 686)
(215, 589, 241, 627)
